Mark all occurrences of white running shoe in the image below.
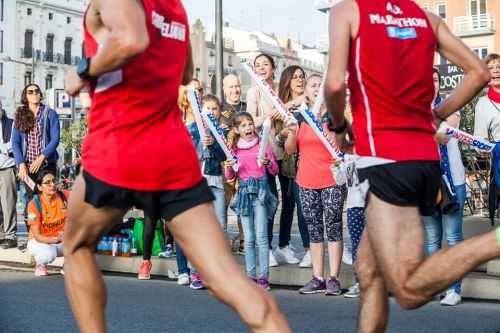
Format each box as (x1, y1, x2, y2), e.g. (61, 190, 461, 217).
(275, 245, 300, 264)
(299, 250, 312, 268)
(177, 273, 190, 286)
(269, 250, 279, 267)
(440, 290, 461, 306)
(344, 283, 360, 298)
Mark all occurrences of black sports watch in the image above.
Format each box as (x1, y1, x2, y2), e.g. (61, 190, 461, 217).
(328, 117, 348, 134)
(77, 57, 94, 81)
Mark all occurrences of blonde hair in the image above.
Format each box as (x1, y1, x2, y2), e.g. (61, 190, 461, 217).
(178, 85, 193, 118)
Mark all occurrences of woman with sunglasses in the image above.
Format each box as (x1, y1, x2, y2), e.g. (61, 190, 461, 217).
(12, 84, 61, 224)
(27, 170, 68, 276)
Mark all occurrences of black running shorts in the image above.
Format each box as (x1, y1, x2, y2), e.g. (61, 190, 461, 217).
(357, 161, 441, 216)
(83, 170, 214, 221)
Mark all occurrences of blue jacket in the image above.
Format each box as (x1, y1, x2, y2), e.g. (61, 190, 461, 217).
(186, 121, 226, 176)
(12, 104, 60, 166)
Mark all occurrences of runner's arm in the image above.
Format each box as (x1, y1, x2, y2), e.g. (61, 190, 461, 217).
(428, 12, 490, 120)
(87, 0, 150, 77)
(324, 1, 354, 127)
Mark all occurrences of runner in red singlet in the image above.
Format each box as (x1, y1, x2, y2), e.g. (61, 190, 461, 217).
(63, 1, 290, 332)
(325, 0, 499, 331)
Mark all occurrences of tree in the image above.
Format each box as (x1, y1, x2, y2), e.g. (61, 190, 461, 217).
(60, 118, 87, 158)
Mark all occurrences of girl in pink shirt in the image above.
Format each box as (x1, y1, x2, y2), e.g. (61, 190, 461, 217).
(225, 112, 278, 290)
(285, 75, 347, 296)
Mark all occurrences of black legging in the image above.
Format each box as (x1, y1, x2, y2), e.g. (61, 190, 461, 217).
(143, 214, 158, 261)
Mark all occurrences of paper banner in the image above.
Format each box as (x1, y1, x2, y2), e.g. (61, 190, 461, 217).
(257, 118, 272, 167)
(187, 87, 209, 145)
(440, 126, 494, 152)
(241, 62, 296, 124)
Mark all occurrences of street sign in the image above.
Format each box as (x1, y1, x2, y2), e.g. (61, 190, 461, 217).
(436, 64, 464, 92)
(46, 88, 73, 119)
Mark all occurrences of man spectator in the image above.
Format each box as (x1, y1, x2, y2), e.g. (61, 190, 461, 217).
(0, 100, 18, 249)
(220, 74, 246, 127)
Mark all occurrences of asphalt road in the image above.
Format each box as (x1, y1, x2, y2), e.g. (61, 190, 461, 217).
(1, 270, 500, 333)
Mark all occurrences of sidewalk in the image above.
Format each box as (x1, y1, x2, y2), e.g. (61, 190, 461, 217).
(1, 214, 500, 299)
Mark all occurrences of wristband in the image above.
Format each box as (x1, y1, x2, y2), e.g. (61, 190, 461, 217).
(329, 117, 348, 134)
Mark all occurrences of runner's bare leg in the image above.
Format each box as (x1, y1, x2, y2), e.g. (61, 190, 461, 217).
(355, 231, 388, 333)
(168, 202, 291, 333)
(63, 175, 126, 333)
(365, 193, 500, 310)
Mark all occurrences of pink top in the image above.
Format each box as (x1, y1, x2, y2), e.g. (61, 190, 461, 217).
(225, 137, 278, 180)
(296, 123, 336, 189)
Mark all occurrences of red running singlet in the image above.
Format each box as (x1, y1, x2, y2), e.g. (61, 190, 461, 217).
(348, 0, 440, 162)
(81, 0, 202, 191)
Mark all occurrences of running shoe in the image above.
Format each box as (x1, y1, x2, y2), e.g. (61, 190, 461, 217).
(158, 245, 174, 258)
(299, 250, 312, 268)
(440, 290, 462, 306)
(269, 250, 279, 267)
(325, 277, 342, 296)
(275, 245, 299, 264)
(35, 264, 48, 277)
(190, 273, 205, 290)
(344, 283, 360, 298)
(299, 277, 326, 294)
(177, 273, 190, 286)
(137, 260, 152, 280)
(257, 278, 271, 291)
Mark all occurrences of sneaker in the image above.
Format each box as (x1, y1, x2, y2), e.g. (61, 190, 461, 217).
(158, 245, 174, 258)
(344, 283, 360, 298)
(60, 265, 65, 276)
(299, 277, 326, 294)
(269, 250, 279, 267)
(299, 250, 312, 268)
(190, 273, 205, 290)
(275, 245, 300, 264)
(177, 273, 190, 286)
(238, 240, 245, 255)
(440, 290, 461, 306)
(137, 260, 152, 280)
(257, 278, 271, 291)
(0, 238, 17, 249)
(325, 277, 342, 296)
(35, 264, 48, 277)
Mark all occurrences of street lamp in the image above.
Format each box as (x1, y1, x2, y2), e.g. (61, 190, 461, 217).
(1, 55, 35, 81)
(215, 0, 223, 100)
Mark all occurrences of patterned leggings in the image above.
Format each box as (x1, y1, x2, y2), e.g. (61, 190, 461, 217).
(299, 185, 347, 243)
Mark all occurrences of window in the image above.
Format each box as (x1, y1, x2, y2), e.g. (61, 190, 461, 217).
(46, 34, 54, 62)
(45, 74, 53, 90)
(0, 31, 3, 53)
(27, 8, 32, 16)
(24, 72, 32, 86)
(64, 37, 72, 65)
(228, 55, 233, 67)
(24, 30, 33, 58)
(436, 3, 446, 19)
(49, 13, 53, 20)
(1, 0, 4, 22)
(66, 16, 71, 24)
(0, 63, 3, 86)
(473, 47, 489, 59)
(470, 0, 487, 16)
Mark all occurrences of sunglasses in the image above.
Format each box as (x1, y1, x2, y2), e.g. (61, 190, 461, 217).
(27, 89, 40, 95)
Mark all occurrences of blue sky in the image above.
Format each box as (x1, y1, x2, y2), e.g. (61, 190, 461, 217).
(181, 0, 329, 45)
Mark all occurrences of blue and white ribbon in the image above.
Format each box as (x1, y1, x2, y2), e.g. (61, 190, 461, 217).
(201, 109, 238, 170)
(187, 87, 209, 146)
(440, 126, 494, 152)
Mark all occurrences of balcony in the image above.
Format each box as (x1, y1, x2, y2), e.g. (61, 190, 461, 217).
(454, 14, 496, 37)
(19, 48, 80, 66)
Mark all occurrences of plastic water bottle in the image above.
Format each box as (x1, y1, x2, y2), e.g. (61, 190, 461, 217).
(121, 238, 131, 257)
(97, 238, 104, 254)
(112, 237, 118, 257)
(130, 236, 137, 255)
(104, 237, 112, 255)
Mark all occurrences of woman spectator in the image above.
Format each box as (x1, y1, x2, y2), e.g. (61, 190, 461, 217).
(423, 68, 466, 306)
(13, 84, 60, 222)
(285, 74, 347, 296)
(474, 53, 500, 142)
(27, 170, 68, 276)
(274, 65, 310, 267)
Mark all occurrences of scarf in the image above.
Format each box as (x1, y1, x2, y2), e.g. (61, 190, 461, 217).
(488, 86, 500, 104)
(236, 136, 258, 149)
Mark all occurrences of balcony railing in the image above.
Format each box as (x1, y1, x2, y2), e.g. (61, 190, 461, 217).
(19, 48, 80, 65)
(454, 14, 496, 37)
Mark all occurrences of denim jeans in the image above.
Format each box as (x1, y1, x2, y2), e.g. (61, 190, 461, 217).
(422, 183, 466, 293)
(211, 186, 226, 231)
(175, 242, 197, 275)
(241, 199, 269, 278)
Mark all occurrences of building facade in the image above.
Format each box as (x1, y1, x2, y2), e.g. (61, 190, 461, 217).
(0, 0, 87, 116)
